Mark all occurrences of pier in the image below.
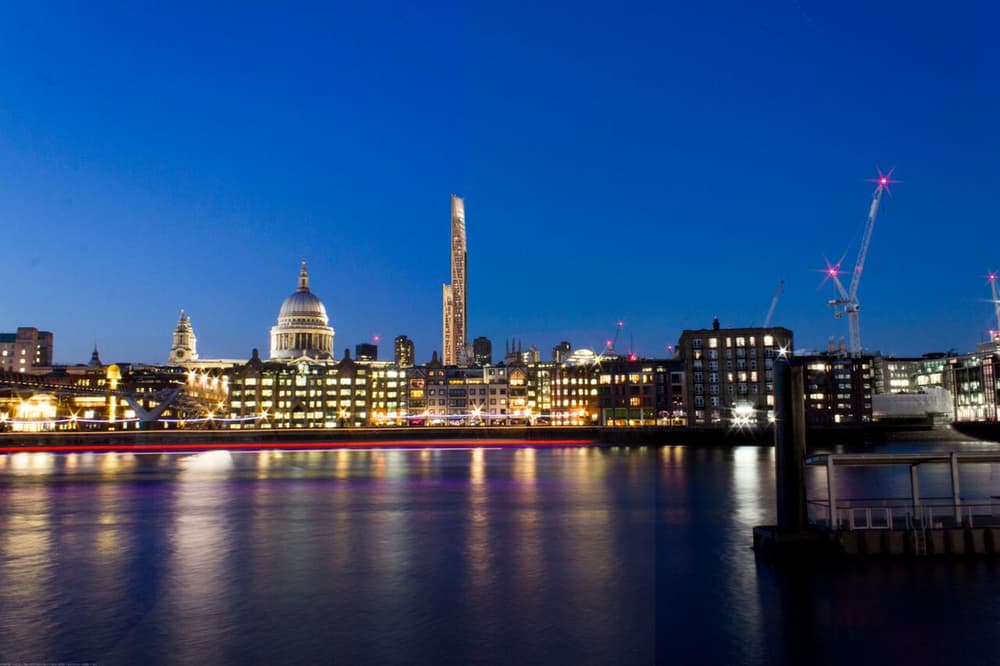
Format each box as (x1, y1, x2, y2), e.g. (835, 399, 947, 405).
(801, 451, 1000, 557)
(754, 358, 1000, 560)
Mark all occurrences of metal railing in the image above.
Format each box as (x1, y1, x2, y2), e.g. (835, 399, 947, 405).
(807, 498, 1000, 531)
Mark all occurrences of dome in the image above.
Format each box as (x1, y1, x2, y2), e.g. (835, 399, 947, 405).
(278, 289, 328, 323)
(270, 260, 335, 360)
(565, 348, 599, 366)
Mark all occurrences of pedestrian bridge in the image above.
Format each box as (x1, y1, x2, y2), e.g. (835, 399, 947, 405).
(0, 367, 225, 428)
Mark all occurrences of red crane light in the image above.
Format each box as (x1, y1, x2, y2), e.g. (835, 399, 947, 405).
(868, 166, 899, 192)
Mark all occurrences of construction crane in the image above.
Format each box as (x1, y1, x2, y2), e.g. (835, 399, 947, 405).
(763, 280, 784, 327)
(825, 167, 898, 357)
(603, 320, 624, 357)
(988, 272, 1000, 342)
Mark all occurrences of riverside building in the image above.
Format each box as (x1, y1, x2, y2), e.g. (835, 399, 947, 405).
(597, 356, 686, 426)
(945, 350, 999, 422)
(795, 353, 875, 425)
(228, 348, 371, 428)
(677, 320, 794, 426)
(0, 327, 53, 373)
(551, 351, 600, 425)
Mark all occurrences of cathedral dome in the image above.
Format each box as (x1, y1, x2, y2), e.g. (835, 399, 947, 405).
(270, 260, 335, 360)
(278, 289, 328, 323)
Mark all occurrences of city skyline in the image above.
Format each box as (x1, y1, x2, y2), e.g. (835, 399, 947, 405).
(1, 3, 997, 363)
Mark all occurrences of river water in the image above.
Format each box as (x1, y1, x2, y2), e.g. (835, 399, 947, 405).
(1, 442, 999, 665)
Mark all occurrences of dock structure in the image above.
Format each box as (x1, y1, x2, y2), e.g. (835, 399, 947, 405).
(756, 447, 1000, 559)
(754, 357, 1000, 560)
(802, 451, 1000, 557)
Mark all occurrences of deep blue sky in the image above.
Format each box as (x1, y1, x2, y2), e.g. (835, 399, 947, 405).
(1, 2, 997, 364)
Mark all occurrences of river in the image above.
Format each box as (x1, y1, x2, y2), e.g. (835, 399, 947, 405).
(1, 441, 999, 665)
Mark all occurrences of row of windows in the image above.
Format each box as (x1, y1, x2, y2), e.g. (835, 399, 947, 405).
(691, 335, 778, 350)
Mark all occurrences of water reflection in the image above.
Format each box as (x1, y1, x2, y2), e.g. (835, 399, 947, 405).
(465, 446, 490, 607)
(0, 480, 53, 659)
(732, 446, 772, 527)
(159, 451, 235, 663)
(9, 441, 1000, 663)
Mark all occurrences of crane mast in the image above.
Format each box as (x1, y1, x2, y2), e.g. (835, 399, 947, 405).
(989, 273, 1000, 342)
(826, 168, 896, 357)
(763, 280, 784, 328)
(603, 320, 624, 357)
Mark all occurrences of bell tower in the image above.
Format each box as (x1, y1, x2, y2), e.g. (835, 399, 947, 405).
(168, 309, 199, 365)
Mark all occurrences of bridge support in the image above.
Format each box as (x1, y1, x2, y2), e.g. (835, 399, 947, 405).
(123, 388, 182, 428)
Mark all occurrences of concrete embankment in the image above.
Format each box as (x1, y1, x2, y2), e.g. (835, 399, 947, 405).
(0, 422, 972, 452)
(0, 426, 601, 451)
(950, 421, 1000, 444)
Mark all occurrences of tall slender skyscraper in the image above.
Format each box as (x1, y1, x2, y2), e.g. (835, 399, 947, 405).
(443, 194, 467, 365)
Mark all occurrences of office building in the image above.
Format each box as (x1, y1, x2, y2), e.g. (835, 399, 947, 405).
(394, 335, 415, 367)
(945, 350, 999, 422)
(228, 348, 369, 428)
(356, 343, 378, 361)
(797, 353, 874, 425)
(597, 357, 686, 426)
(472, 336, 492, 365)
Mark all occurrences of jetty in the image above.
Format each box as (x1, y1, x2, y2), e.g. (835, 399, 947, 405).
(754, 358, 1000, 560)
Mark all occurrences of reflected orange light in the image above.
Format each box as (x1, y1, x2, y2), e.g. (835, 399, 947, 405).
(471, 448, 485, 484)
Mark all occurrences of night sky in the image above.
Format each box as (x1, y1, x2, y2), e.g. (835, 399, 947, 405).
(1, 2, 997, 364)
